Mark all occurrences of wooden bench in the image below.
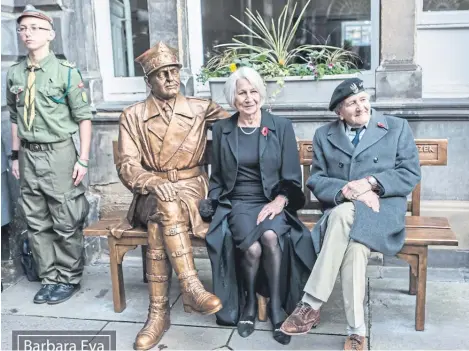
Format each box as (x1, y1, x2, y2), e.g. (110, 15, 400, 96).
(84, 138, 457, 331)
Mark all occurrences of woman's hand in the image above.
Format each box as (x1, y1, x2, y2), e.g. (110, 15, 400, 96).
(257, 196, 287, 225)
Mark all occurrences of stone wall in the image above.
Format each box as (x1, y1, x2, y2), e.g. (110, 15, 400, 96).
(91, 100, 469, 209)
(2, 0, 468, 284)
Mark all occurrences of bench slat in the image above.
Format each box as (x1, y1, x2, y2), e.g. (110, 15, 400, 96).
(85, 215, 456, 247)
(297, 215, 451, 229)
(404, 228, 458, 246)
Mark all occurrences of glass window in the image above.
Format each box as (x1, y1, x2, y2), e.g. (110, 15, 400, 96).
(201, 0, 372, 70)
(109, 0, 149, 77)
(423, 0, 469, 11)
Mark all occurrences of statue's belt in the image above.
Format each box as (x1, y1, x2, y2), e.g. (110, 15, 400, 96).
(153, 166, 204, 183)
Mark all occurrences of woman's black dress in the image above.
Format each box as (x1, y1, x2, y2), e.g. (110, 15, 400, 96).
(228, 127, 290, 251)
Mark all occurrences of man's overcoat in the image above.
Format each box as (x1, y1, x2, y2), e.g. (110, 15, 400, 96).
(308, 110, 421, 256)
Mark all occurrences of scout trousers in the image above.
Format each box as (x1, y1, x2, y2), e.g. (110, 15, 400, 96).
(302, 202, 370, 336)
(19, 138, 89, 285)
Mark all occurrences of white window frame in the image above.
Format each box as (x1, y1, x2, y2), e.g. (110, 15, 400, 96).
(187, 0, 380, 96)
(417, 0, 469, 26)
(416, 0, 469, 98)
(93, 0, 147, 102)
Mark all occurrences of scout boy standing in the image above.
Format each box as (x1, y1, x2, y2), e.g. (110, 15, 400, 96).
(6, 5, 92, 304)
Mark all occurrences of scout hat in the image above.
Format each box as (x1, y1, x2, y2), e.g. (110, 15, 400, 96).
(135, 41, 182, 77)
(17, 4, 54, 28)
(329, 77, 365, 111)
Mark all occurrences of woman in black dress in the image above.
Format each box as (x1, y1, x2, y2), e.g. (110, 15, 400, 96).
(199, 67, 316, 345)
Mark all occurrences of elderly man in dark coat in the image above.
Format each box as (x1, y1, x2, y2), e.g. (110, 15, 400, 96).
(280, 78, 421, 351)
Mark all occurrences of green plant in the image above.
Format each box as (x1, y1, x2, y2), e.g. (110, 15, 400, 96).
(197, 0, 360, 86)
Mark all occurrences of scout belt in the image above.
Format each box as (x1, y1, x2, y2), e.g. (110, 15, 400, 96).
(21, 139, 72, 152)
(152, 166, 204, 183)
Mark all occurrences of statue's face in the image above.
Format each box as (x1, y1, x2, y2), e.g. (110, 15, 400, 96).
(147, 65, 181, 100)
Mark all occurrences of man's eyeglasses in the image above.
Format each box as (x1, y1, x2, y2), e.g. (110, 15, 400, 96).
(17, 26, 51, 34)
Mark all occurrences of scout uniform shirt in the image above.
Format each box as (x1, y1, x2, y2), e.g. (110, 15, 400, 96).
(6, 52, 92, 143)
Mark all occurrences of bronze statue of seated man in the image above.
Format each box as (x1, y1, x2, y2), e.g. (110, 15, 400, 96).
(115, 42, 230, 350)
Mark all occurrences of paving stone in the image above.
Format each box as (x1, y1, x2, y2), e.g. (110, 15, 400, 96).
(1, 315, 106, 351)
(366, 265, 381, 279)
(159, 325, 233, 350)
(369, 278, 469, 350)
(98, 321, 143, 350)
(1, 265, 179, 323)
(254, 279, 368, 336)
(229, 329, 352, 350)
(460, 268, 469, 282)
(100, 322, 232, 350)
(378, 266, 465, 282)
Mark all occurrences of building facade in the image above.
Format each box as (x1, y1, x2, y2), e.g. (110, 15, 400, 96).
(2, 0, 468, 280)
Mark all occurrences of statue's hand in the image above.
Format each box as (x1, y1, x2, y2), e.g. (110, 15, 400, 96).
(147, 180, 177, 202)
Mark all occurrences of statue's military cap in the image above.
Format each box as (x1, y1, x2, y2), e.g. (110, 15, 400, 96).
(135, 41, 182, 77)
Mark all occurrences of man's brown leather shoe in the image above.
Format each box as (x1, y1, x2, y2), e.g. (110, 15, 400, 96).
(279, 302, 320, 335)
(344, 334, 366, 351)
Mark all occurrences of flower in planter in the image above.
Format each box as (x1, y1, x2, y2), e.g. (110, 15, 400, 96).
(278, 59, 285, 66)
(229, 63, 237, 72)
(328, 63, 334, 69)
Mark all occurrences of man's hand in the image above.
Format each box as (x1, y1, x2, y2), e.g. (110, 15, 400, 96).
(342, 178, 372, 200)
(147, 180, 177, 202)
(11, 160, 20, 179)
(356, 190, 380, 212)
(72, 161, 88, 186)
(257, 196, 286, 225)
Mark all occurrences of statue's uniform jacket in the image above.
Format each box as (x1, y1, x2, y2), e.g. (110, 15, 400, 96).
(116, 93, 229, 236)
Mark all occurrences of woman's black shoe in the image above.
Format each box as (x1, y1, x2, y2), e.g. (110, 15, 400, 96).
(273, 322, 291, 345)
(237, 315, 256, 338)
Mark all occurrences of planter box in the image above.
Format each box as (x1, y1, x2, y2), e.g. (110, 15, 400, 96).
(209, 73, 359, 105)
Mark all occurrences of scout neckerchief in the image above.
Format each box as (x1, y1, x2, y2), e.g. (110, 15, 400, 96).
(24, 59, 40, 131)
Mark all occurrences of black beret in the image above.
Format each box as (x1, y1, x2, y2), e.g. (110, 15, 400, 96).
(329, 77, 365, 111)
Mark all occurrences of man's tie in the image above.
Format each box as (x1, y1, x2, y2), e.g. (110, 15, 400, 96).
(351, 127, 365, 147)
(162, 103, 172, 121)
(24, 64, 39, 131)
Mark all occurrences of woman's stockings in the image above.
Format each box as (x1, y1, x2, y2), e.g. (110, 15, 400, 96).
(240, 241, 262, 318)
(260, 230, 283, 325)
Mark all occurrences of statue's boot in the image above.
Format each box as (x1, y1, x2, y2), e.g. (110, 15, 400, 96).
(162, 222, 222, 315)
(135, 223, 172, 350)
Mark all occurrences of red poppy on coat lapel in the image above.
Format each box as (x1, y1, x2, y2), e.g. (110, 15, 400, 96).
(377, 122, 386, 128)
(261, 127, 269, 137)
